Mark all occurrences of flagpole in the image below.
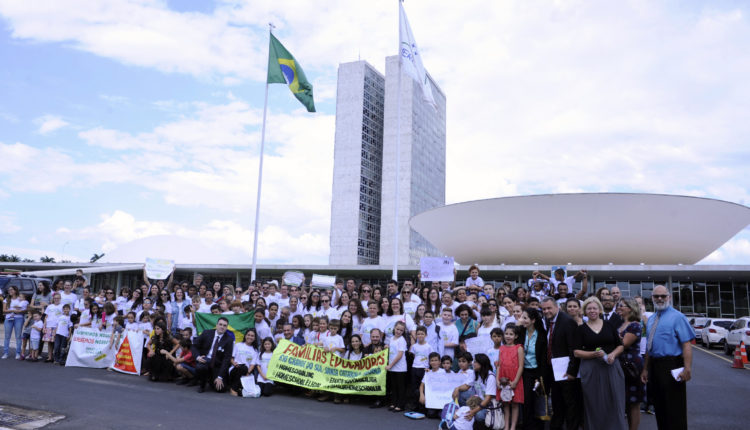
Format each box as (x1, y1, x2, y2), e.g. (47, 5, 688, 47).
(251, 23, 275, 283)
(392, 0, 403, 282)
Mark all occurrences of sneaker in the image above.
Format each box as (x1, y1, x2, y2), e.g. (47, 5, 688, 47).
(1, 354, 8, 359)
(16, 354, 21, 360)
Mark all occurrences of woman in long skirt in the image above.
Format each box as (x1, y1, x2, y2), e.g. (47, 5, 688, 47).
(574, 297, 627, 430)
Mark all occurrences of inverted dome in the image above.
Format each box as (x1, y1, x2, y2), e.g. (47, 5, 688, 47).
(409, 193, 750, 265)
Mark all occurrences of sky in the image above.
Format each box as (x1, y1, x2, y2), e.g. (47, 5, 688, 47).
(0, 0, 749, 265)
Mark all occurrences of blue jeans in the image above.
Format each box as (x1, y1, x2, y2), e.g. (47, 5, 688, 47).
(53, 334, 68, 363)
(3, 317, 24, 355)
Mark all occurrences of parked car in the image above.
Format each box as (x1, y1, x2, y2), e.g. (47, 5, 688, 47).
(689, 317, 710, 340)
(0, 273, 48, 322)
(700, 318, 734, 348)
(724, 316, 750, 355)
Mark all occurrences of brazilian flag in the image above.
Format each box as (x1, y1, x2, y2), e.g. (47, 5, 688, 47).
(267, 33, 316, 112)
(194, 312, 255, 343)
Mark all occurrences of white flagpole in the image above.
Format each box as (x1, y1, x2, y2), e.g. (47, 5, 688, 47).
(392, 1, 403, 282)
(251, 23, 275, 283)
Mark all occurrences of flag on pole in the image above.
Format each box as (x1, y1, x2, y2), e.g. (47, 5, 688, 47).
(399, 2, 436, 106)
(267, 33, 316, 112)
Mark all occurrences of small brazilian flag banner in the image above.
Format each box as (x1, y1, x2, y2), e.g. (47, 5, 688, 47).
(267, 33, 316, 112)
(194, 311, 255, 343)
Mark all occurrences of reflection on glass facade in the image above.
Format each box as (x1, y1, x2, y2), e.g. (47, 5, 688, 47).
(357, 69, 385, 265)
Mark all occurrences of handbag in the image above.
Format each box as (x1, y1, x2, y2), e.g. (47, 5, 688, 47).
(620, 359, 639, 382)
(484, 398, 505, 430)
(240, 375, 261, 398)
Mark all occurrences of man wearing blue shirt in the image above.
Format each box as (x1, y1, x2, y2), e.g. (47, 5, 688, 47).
(640, 285, 694, 430)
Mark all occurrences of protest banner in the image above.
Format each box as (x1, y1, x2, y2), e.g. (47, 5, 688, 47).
(311, 274, 336, 288)
(145, 258, 175, 280)
(267, 339, 388, 395)
(420, 257, 455, 282)
(110, 330, 144, 375)
(194, 312, 254, 343)
(65, 327, 117, 368)
(464, 335, 494, 356)
(282, 271, 305, 287)
(424, 372, 467, 409)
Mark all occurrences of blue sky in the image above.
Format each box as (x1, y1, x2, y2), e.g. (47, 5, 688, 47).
(1, 0, 749, 265)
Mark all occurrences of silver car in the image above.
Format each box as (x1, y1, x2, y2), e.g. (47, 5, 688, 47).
(700, 318, 733, 349)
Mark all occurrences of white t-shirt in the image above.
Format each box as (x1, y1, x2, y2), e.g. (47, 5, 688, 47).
(78, 310, 92, 326)
(115, 296, 128, 312)
(30, 320, 44, 341)
(276, 297, 290, 309)
(257, 352, 274, 384)
(437, 322, 459, 358)
(403, 301, 419, 320)
(424, 322, 441, 354)
(6, 298, 28, 321)
(487, 346, 501, 373)
(388, 336, 408, 372)
(125, 321, 140, 332)
(345, 350, 363, 361)
(465, 276, 485, 288)
(60, 292, 78, 313)
(232, 343, 259, 368)
(351, 315, 363, 334)
(360, 316, 385, 345)
(453, 406, 475, 430)
(44, 304, 63, 328)
(410, 342, 433, 369)
(550, 276, 577, 295)
(255, 320, 272, 342)
(458, 368, 475, 386)
(323, 333, 345, 357)
(56, 315, 72, 337)
(197, 303, 213, 314)
(473, 371, 497, 399)
(383, 313, 416, 345)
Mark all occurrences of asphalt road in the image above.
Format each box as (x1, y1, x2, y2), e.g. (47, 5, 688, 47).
(0, 342, 746, 429)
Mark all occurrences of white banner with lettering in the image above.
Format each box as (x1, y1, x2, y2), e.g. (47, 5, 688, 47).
(420, 257, 455, 282)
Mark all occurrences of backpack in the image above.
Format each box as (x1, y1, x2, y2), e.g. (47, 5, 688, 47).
(439, 401, 460, 430)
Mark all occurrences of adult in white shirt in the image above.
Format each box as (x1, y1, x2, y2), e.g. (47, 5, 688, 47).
(276, 285, 290, 309)
(59, 281, 78, 315)
(2, 286, 29, 359)
(399, 288, 420, 320)
(74, 287, 92, 315)
(383, 298, 416, 346)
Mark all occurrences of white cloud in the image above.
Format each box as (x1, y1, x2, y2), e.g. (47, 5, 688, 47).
(35, 115, 69, 135)
(0, 213, 20, 233)
(700, 229, 750, 265)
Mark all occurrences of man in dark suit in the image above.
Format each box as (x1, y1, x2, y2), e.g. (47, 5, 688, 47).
(192, 317, 235, 393)
(541, 297, 583, 430)
(602, 295, 624, 328)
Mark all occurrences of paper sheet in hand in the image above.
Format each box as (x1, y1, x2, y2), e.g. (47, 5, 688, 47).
(551, 356, 574, 381)
(424, 372, 466, 409)
(464, 335, 493, 356)
(145, 258, 175, 280)
(283, 271, 305, 287)
(311, 274, 336, 288)
(420, 257, 455, 282)
(671, 367, 684, 381)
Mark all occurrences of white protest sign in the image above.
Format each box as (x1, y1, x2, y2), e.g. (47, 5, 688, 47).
(311, 274, 336, 288)
(110, 330, 145, 375)
(282, 271, 305, 287)
(420, 257, 455, 282)
(464, 335, 494, 356)
(424, 372, 466, 409)
(65, 327, 117, 368)
(145, 258, 175, 280)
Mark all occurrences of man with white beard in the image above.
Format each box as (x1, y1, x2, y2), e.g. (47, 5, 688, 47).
(640, 285, 694, 430)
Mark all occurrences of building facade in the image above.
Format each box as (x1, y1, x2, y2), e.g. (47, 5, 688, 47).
(379, 55, 446, 266)
(329, 57, 446, 266)
(329, 61, 386, 265)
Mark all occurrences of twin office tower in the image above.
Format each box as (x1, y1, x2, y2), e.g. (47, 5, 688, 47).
(329, 56, 447, 266)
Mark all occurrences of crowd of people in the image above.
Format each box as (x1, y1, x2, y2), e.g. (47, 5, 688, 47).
(1, 266, 694, 430)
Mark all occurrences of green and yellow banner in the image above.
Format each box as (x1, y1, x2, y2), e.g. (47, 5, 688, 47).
(267, 339, 388, 395)
(194, 312, 254, 343)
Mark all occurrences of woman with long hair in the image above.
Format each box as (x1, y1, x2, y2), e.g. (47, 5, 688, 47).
(3, 286, 28, 359)
(517, 307, 548, 430)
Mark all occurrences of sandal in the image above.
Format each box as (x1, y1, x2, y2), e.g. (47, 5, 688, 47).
(393, 407, 403, 412)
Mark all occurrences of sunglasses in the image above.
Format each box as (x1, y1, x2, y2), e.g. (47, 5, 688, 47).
(321, 300, 330, 303)
(652, 294, 669, 299)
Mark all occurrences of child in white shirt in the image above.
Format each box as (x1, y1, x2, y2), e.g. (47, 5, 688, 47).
(53, 304, 72, 364)
(453, 396, 482, 430)
(419, 352, 446, 418)
(437, 308, 459, 362)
